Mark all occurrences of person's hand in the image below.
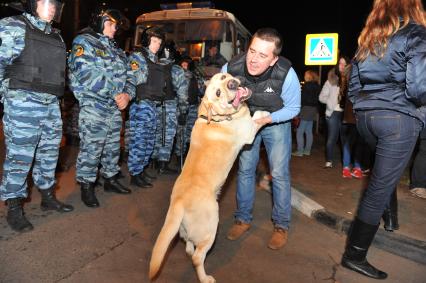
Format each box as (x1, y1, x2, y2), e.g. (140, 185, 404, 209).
(115, 93, 131, 110)
(253, 115, 272, 127)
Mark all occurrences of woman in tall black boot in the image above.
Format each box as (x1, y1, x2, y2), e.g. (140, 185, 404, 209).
(382, 190, 399, 232)
(344, 0, 426, 279)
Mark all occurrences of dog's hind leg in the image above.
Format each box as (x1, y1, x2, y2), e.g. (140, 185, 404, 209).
(185, 240, 195, 256)
(192, 236, 216, 283)
(179, 226, 195, 256)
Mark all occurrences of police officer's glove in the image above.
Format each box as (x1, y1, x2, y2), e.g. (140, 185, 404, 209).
(177, 114, 187, 126)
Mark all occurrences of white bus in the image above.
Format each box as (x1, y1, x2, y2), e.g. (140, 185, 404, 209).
(133, 2, 251, 77)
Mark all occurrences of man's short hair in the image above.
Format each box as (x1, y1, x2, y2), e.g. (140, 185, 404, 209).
(251, 28, 283, 57)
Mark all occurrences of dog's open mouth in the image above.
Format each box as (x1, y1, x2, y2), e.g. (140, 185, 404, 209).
(230, 87, 252, 108)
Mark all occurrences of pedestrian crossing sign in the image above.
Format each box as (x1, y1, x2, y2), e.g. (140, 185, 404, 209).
(305, 33, 339, 65)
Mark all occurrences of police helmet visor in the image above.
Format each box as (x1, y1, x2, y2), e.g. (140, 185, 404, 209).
(35, 0, 64, 23)
(102, 9, 127, 31)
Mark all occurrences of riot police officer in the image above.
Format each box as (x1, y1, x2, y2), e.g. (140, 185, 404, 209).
(127, 27, 188, 188)
(174, 55, 205, 162)
(0, 0, 73, 233)
(68, 8, 136, 207)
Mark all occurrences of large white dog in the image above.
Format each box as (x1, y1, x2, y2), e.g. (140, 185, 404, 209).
(149, 73, 269, 283)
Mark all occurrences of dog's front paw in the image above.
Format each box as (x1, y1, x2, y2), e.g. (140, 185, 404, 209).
(252, 111, 270, 120)
(201, 275, 216, 283)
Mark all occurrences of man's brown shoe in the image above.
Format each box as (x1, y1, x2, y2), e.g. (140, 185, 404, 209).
(227, 221, 251, 240)
(268, 227, 288, 250)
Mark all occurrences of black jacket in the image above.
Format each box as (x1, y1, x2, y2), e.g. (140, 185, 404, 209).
(301, 81, 321, 107)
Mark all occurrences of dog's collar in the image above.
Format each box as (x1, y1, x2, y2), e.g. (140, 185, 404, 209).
(199, 114, 233, 123)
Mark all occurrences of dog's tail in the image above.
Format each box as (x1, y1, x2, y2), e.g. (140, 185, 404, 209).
(149, 202, 184, 280)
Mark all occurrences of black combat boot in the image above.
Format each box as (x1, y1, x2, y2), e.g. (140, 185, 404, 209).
(157, 161, 178, 175)
(40, 186, 74, 212)
(104, 174, 131, 194)
(143, 170, 157, 181)
(80, 182, 99, 208)
(6, 198, 33, 232)
(341, 218, 387, 279)
(382, 190, 399, 232)
(130, 172, 153, 189)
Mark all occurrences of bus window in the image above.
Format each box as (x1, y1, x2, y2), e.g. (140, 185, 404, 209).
(134, 3, 252, 77)
(237, 33, 247, 54)
(177, 22, 185, 41)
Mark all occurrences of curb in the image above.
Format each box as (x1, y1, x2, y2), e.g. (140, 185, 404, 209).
(290, 187, 426, 265)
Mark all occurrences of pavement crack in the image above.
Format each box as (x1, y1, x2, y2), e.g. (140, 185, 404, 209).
(56, 232, 140, 282)
(321, 254, 339, 282)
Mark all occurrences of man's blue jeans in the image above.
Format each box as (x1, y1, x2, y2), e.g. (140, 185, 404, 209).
(235, 121, 292, 230)
(296, 119, 314, 153)
(355, 110, 421, 225)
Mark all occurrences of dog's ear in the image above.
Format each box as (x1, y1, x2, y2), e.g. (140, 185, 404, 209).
(202, 102, 212, 124)
(204, 79, 210, 87)
(199, 99, 212, 124)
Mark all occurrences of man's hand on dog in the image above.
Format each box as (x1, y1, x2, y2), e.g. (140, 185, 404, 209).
(253, 115, 272, 127)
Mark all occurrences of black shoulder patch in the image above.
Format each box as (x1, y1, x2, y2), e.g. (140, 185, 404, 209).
(0, 38, 2, 47)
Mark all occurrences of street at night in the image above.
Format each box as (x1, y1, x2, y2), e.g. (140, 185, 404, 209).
(0, 1, 425, 282)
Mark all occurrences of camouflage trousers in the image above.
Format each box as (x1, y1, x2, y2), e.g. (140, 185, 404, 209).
(127, 100, 157, 176)
(0, 95, 62, 200)
(174, 104, 199, 156)
(153, 100, 178, 162)
(76, 104, 122, 183)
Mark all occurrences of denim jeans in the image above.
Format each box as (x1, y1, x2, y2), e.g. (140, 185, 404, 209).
(355, 110, 421, 225)
(296, 119, 313, 153)
(325, 111, 342, 162)
(341, 123, 361, 168)
(235, 121, 292, 230)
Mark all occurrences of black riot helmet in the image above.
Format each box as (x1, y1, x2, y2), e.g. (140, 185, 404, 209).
(179, 55, 195, 71)
(160, 40, 180, 62)
(141, 26, 166, 50)
(90, 8, 126, 34)
(22, 0, 64, 23)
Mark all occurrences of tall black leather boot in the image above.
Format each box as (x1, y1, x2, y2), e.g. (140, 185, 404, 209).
(6, 198, 33, 232)
(80, 182, 99, 208)
(104, 174, 131, 194)
(342, 218, 387, 279)
(382, 190, 399, 232)
(157, 161, 178, 175)
(40, 186, 74, 212)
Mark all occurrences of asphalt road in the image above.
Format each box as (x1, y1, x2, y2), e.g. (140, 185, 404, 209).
(0, 164, 424, 283)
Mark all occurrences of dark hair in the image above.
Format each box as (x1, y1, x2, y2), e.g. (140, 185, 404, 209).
(251, 28, 283, 56)
(335, 54, 350, 79)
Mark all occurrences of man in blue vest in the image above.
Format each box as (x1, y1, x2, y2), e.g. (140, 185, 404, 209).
(223, 28, 300, 250)
(0, 0, 74, 233)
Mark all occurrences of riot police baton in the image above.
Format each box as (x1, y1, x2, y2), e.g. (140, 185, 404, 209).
(161, 101, 166, 147)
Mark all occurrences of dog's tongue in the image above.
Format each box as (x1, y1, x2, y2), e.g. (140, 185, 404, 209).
(232, 88, 251, 108)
